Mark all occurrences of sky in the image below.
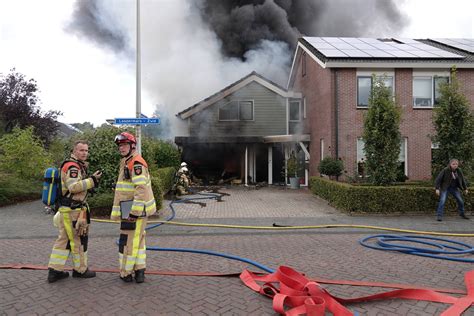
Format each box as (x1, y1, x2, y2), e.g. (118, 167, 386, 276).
(0, 0, 473, 135)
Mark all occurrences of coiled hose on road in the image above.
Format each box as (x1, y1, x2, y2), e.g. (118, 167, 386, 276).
(360, 234, 474, 263)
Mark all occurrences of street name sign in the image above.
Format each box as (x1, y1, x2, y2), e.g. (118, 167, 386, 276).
(114, 118, 160, 125)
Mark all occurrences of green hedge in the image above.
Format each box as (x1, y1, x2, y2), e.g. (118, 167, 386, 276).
(310, 176, 473, 214)
(0, 173, 41, 207)
(89, 167, 176, 217)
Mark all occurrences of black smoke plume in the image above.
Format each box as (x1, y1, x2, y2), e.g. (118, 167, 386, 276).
(197, 0, 408, 59)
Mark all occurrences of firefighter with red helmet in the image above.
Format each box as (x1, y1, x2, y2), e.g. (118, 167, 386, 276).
(47, 140, 102, 283)
(111, 132, 156, 283)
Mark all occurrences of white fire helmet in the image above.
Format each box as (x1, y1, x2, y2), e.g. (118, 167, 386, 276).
(181, 167, 188, 172)
(180, 162, 187, 167)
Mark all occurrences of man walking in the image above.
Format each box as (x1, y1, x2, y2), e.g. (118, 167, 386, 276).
(47, 140, 102, 282)
(435, 158, 469, 221)
(111, 132, 156, 283)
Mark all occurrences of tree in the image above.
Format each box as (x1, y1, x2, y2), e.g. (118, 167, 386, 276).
(362, 75, 402, 185)
(432, 68, 474, 176)
(0, 126, 52, 179)
(71, 122, 94, 132)
(0, 69, 61, 146)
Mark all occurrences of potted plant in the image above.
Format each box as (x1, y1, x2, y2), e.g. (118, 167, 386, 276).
(286, 152, 302, 189)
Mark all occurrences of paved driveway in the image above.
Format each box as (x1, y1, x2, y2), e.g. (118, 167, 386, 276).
(1, 186, 473, 315)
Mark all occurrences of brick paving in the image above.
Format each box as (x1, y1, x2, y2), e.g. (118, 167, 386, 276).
(1, 186, 474, 315)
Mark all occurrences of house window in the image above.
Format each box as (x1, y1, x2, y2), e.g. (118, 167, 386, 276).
(357, 76, 394, 107)
(356, 137, 407, 177)
(289, 101, 301, 121)
(431, 142, 440, 165)
(356, 138, 367, 177)
(320, 138, 324, 160)
(218, 100, 254, 121)
(413, 76, 449, 108)
(239, 101, 253, 121)
(302, 52, 306, 77)
(219, 101, 239, 121)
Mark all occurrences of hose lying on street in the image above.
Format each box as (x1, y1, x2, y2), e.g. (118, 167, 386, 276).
(360, 234, 474, 263)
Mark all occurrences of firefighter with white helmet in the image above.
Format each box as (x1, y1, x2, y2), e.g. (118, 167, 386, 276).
(173, 162, 191, 195)
(111, 132, 156, 283)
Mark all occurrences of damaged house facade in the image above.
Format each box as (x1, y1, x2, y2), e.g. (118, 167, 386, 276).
(175, 72, 309, 186)
(175, 37, 474, 184)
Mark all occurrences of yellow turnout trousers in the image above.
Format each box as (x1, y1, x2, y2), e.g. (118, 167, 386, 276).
(48, 209, 89, 273)
(119, 217, 147, 277)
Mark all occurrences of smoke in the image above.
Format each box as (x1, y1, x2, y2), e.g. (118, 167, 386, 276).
(66, 0, 408, 138)
(66, 0, 129, 54)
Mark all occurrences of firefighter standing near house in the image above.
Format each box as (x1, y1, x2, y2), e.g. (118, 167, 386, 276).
(111, 132, 156, 283)
(47, 140, 102, 283)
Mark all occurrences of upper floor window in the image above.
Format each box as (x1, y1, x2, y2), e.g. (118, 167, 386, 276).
(357, 75, 394, 107)
(413, 75, 449, 108)
(289, 101, 301, 121)
(218, 100, 254, 121)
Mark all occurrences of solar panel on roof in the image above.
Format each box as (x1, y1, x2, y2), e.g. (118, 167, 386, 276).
(430, 38, 474, 53)
(318, 49, 348, 57)
(340, 49, 371, 57)
(302, 37, 465, 59)
(332, 43, 354, 49)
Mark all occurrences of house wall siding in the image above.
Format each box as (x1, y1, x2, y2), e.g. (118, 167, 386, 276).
(291, 49, 474, 181)
(188, 81, 287, 137)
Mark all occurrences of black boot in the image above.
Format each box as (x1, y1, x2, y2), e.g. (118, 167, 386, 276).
(48, 268, 69, 283)
(460, 213, 469, 219)
(72, 268, 96, 278)
(135, 269, 145, 283)
(120, 274, 133, 282)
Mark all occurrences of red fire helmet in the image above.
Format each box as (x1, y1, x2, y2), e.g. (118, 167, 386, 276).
(114, 132, 136, 145)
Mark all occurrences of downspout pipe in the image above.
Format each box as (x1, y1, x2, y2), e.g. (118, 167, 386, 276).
(334, 69, 339, 160)
(334, 69, 339, 181)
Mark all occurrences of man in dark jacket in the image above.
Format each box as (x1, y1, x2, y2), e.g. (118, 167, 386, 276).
(435, 159, 469, 221)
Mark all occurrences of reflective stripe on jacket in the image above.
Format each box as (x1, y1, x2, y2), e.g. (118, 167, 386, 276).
(59, 155, 94, 213)
(111, 152, 156, 221)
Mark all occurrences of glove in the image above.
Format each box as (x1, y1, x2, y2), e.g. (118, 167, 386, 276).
(75, 210, 89, 236)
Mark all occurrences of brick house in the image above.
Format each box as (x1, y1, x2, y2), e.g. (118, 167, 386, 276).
(287, 37, 474, 181)
(175, 72, 308, 186)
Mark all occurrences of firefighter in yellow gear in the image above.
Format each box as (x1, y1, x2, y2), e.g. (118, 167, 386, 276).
(111, 132, 156, 283)
(47, 140, 102, 283)
(174, 167, 190, 195)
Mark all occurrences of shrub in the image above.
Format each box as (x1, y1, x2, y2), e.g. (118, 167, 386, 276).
(318, 157, 343, 177)
(0, 173, 40, 206)
(310, 176, 472, 214)
(363, 75, 402, 185)
(0, 126, 52, 180)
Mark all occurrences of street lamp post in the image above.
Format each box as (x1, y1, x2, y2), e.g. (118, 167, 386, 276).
(136, 0, 142, 154)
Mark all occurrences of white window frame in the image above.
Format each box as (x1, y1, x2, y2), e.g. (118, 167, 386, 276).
(356, 70, 395, 108)
(412, 71, 450, 109)
(218, 100, 254, 121)
(303, 97, 307, 119)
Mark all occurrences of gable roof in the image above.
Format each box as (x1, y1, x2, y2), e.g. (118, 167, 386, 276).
(288, 36, 474, 88)
(177, 71, 301, 120)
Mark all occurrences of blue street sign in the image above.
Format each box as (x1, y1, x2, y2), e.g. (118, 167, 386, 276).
(114, 117, 160, 125)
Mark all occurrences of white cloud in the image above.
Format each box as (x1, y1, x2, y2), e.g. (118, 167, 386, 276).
(400, 0, 474, 38)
